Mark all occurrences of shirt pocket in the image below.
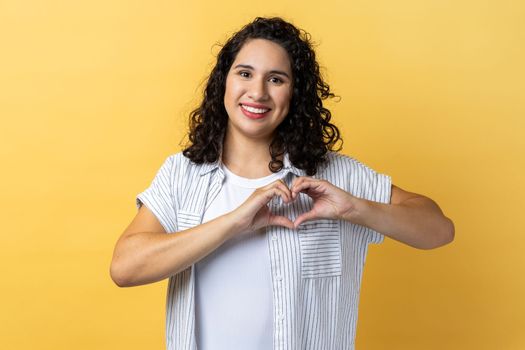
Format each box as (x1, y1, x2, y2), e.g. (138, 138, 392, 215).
(298, 219, 342, 278)
(176, 210, 201, 231)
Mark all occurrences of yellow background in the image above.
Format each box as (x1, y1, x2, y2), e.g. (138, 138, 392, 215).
(1, 0, 524, 349)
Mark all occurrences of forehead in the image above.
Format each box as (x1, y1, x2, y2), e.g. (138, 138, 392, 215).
(232, 38, 292, 72)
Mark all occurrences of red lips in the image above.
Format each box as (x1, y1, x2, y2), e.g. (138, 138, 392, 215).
(240, 104, 271, 119)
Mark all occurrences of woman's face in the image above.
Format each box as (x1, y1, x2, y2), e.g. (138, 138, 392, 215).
(223, 38, 293, 143)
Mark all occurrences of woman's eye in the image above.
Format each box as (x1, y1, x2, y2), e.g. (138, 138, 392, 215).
(239, 71, 250, 78)
(269, 77, 283, 84)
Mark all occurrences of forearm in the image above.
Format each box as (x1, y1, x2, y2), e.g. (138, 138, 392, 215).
(344, 196, 455, 249)
(111, 213, 240, 287)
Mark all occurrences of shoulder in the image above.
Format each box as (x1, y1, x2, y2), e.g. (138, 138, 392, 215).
(162, 151, 204, 171)
(156, 152, 210, 203)
(322, 151, 381, 177)
(163, 151, 221, 181)
(322, 151, 391, 201)
(167, 151, 187, 166)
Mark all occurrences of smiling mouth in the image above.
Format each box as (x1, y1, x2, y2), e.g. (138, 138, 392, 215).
(239, 104, 272, 119)
(240, 104, 271, 114)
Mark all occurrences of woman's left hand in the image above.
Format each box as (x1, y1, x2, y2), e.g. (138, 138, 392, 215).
(290, 177, 357, 228)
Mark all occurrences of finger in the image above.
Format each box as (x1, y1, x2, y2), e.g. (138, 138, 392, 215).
(274, 186, 292, 204)
(292, 179, 322, 198)
(291, 177, 309, 199)
(268, 181, 292, 203)
(259, 186, 291, 206)
(290, 176, 301, 190)
(268, 215, 295, 230)
(276, 179, 293, 202)
(259, 179, 292, 202)
(290, 178, 299, 199)
(294, 211, 318, 228)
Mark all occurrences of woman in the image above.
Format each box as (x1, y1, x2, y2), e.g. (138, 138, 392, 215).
(110, 17, 454, 350)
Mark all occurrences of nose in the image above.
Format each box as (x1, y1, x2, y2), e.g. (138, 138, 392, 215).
(247, 77, 269, 101)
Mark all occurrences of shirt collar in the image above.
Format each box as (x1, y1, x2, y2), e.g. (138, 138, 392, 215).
(282, 152, 308, 177)
(198, 151, 307, 177)
(198, 159, 221, 176)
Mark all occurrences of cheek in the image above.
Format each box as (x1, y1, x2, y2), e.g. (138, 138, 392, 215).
(279, 90, 292, 111)
(224, 73, 234, 92)
(223, 87, 231, 107)
(224, 81, 242, 105)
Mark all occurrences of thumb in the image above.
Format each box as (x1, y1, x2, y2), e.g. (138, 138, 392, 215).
(294, 211, 318, 229)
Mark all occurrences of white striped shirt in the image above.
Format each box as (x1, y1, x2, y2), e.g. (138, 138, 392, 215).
(136, 151, 392, 350)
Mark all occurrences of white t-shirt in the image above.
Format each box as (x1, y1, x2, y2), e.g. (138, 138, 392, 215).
(195, 163, 286, 350)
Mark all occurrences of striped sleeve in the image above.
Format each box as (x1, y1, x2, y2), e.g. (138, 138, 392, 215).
(364, 170, 392, 244)
(342, 153, 393, 245)
(135, 155, 177, 233)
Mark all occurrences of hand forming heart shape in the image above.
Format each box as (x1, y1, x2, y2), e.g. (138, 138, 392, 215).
(233, 176, 358, 233)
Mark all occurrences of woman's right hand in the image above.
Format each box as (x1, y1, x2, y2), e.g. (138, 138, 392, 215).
(228, 179, 295, 234)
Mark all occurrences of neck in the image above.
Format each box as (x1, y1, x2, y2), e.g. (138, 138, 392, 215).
(221, 132, 282, 179)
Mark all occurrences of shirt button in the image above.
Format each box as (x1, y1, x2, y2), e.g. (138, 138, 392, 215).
(271, 234, 278, 241)
(276, 275, 283, 281)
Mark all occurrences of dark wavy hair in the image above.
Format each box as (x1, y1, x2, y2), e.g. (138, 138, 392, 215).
(182, 16, 342, 176)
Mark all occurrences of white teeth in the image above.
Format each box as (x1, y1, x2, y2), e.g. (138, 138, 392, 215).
(242, 104, 270, 114)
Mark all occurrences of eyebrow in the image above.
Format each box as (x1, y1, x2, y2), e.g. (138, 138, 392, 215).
(233, 64, 291, 79)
